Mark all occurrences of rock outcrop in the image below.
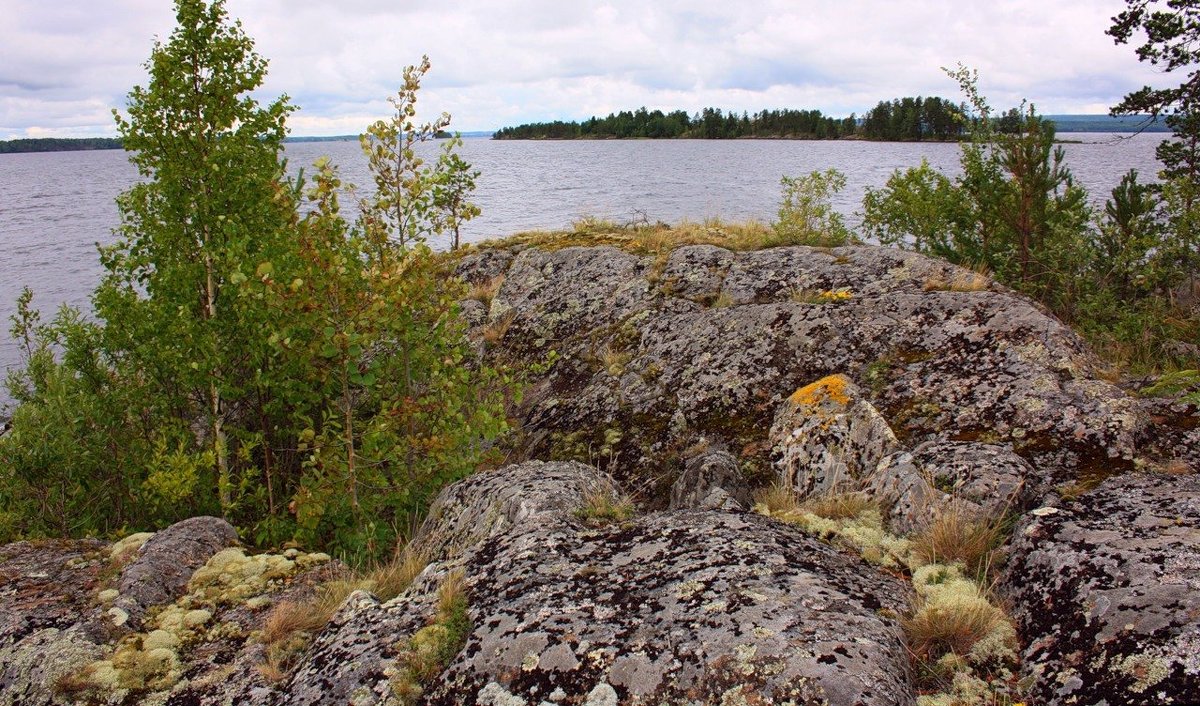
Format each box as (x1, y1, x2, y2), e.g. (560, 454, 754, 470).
(2, 242, 1198, 705)
(459, 244, 1145, 506)
(1003, 473, 1200, 704)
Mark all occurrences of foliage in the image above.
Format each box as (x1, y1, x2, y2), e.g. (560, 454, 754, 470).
(1109, 0, 1200, 183)
(431, 135, 482, 250)
(862, 159, 962, 254)
(774, 169, 854, 246)
(0, 0, 510, 560)
(860, 66, 1197, 371)
(360, 56, 449, 249)
(1110, 0, 1200, 305)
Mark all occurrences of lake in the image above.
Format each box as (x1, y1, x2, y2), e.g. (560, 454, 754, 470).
(0, 133, 1164, 410)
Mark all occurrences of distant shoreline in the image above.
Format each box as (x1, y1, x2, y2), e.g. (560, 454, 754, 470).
(0, 119, 1168, 154)
(0, 132, 496, 155)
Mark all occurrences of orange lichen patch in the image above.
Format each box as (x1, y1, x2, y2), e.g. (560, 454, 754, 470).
(788, 374, 852, 408)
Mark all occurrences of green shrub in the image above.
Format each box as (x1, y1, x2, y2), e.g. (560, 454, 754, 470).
(774, 169, 853, 246)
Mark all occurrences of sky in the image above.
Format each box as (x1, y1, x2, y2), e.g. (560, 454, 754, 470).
(0, 0, 1171, 139)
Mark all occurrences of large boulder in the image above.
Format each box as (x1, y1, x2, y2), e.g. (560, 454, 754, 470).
(112, 516, 238, 630)
(431, 510, 913, 706)
(279, 460, 915, 706)
(458, 244, 1144, 507)
(1002, 473, 1200, 705)
(767, 374, 1036, 533)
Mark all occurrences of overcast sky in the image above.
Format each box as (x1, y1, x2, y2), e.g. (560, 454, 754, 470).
(0, 0, 1169, 138)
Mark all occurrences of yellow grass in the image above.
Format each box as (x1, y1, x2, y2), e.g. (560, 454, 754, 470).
(802, 491, 875, 520)
(473, 218, 783, 256)
(465, 275, 504, 306)
(754, 482, 802, 516)
(923, 270, 991, 293)
(910, 506, 1004, 576)
(481, 311, 516, 344)
(902, 597, 1007, 661)
(575, 483, 636, 524)
(257, 545, 429, 682)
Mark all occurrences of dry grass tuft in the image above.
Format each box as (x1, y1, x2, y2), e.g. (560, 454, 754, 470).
(260, 598, 332, 647)
(801, 491, 875, 520)
(257, 545, 429, 683)
(902, 597, 1006, 661)
(478, 219, 780, 256)
(709, 290, 735, 308)
(911, 506, 1004, 576)
(575, 483, 636, 524)
(256, 655, 290, 684)
(366, 546, 432, 602)
(1162, 459, 1195, 475)
(481, 311, 516, 344)
(436, 568, 466, 617)
(754, 483, 802, 516)
(465, 276, 504, 307)
(754, 484, 874, 521)
(597, 345, 632, 377)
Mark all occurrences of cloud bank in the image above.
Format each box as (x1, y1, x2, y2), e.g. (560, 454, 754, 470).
(0, 0, 1167, 138)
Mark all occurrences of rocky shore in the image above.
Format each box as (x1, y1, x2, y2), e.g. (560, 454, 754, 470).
(2, 242, 1197, 705)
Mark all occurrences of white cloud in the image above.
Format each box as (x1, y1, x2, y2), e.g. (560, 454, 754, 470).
(0, 0, 1169, 138)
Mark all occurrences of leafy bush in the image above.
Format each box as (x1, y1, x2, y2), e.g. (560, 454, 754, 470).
(0, 0, 510, 560)
(774, 169, 854, 246)
(861, 66, 1199, 373)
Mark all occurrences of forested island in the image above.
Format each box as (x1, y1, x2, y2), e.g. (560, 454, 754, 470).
(493, 96, 1167, 140)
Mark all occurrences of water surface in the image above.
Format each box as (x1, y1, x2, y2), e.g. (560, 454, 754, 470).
(0, 134, 1163, 408)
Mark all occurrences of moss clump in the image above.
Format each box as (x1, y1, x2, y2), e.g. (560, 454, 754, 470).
(910, 508, 1005, 579)
(755, 488, 911, 570)
(70, 545, 331, 700)
(188, 546, 328, 606)
(390, 571, 472, 704)
(109, 532, 154, 561)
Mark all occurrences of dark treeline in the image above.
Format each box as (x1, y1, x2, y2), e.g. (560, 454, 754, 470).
(0, 137, 123, 154)
(494, 96, 968, 141)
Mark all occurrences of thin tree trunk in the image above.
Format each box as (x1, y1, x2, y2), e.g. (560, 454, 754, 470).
(343, 368, 359, 512)
(205, 251, 231, 515)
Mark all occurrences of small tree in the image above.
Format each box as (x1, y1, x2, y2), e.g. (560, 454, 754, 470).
(0, 6, 510, 554)
(99, 0, 297, 518)
(278, 62, 510, 560)
(1110, 1, 1200, 294)
(431, 135, 482, 250)
(774, 169, 853, 246)
(360, 56, 449, 250)
(861, 159, 962, 256)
